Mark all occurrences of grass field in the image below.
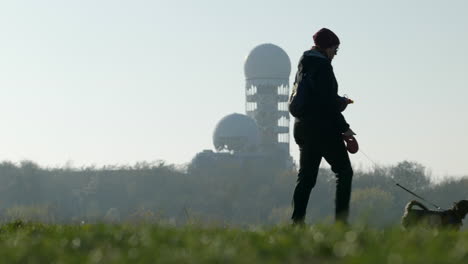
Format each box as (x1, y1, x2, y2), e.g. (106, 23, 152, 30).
(1, 221, 467, 264)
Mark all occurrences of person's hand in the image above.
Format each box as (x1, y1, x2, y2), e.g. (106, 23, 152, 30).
(343, 128, 356, 137)
(338, 96, 354, 112)
(342, 129, 359, 154)
(338, 97, 348, 112)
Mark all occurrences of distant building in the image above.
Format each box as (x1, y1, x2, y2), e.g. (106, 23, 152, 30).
(190, 44, 293, 172)
(244, 43, 292, 155)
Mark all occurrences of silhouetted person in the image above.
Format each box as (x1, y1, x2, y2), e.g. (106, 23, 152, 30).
(291, 28, 355, 225)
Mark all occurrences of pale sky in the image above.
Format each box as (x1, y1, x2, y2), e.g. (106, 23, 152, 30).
(0, 0, 467, 179)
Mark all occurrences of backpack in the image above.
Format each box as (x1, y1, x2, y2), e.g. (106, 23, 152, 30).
(289, 50, 326, 118)
(288, 70, 313, 118)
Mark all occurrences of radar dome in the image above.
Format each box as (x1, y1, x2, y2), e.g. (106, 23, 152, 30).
(244, 43, 291, 80)
(213, 113, 260, 152)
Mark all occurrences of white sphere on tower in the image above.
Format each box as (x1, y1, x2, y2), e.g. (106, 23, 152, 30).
(244, 43, 291, 81)
(213, 113, 260, 152)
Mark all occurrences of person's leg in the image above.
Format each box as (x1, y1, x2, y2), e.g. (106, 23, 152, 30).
(291, 144, 322, 224)
(323, 136, 353, 223)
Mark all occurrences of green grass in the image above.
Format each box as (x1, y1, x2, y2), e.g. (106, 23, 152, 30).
(1, 221, 468, 263)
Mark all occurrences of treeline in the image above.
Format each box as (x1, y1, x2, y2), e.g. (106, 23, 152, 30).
(0, 159, 466, 226)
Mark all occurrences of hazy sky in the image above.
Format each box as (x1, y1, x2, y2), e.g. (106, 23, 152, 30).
(1, 0, 467, 178)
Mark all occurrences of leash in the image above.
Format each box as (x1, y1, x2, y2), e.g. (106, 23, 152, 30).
(359, 148, 442, 211)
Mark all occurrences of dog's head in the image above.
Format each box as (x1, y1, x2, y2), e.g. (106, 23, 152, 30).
(453, 200, 468, 219)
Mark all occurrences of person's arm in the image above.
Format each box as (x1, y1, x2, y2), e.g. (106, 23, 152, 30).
(314, 63, 350, 133)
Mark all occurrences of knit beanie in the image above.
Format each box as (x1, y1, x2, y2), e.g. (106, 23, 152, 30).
(313, 28, 340, 49)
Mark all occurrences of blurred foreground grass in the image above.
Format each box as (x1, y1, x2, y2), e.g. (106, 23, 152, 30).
(0, 221, 467, 263)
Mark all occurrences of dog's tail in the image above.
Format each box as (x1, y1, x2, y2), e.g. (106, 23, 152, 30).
(405, 200, 429, 212)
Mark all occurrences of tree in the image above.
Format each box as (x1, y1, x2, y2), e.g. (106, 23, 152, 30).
(390, 161, 430, 190)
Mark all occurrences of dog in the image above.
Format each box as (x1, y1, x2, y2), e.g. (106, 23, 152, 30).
(402, 200, 468, 230)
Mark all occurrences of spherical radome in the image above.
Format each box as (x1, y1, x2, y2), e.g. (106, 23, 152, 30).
(244, 43, 291, 80)
(213, 113, 260, 152)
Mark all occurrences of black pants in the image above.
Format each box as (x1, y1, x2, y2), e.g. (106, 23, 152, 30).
(291, 122, 353, 223)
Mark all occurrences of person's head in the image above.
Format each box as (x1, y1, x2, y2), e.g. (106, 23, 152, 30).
(313, 28, 340, 60)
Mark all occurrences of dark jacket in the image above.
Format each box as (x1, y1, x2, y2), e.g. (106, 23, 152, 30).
(293, 49, 349, 138)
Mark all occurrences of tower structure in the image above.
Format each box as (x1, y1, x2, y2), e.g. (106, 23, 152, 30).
(244, 43, 291, 155)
